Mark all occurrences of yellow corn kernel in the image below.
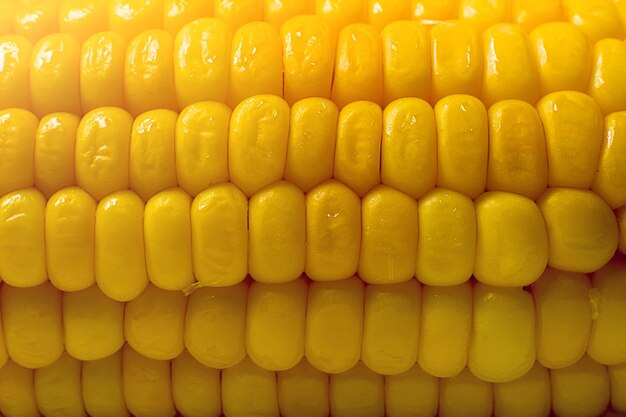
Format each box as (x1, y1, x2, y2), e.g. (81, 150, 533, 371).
(45, 187, 96, 292)
(592, 112, 626, 209)
(278, 359, 330, 417)
(164, 0, 214, 37)
(0, 319, 7, 368)
(0, 360, 38, 417)
(191, 183, 248, 287)
(281, 16, 336, 105)
(2, 282, 63, 369)
(130, 110, 178, 201)
(63, 285, 124, 361)
(532, 269, 592, 369)
(411, 0, 457, 22)
(229, 95, 289, 197)
(334, 101, 382, 196)
(144, 188, 194, 290)
(362, 280, 421, 375)
(214, 0, 263, 31)
(610, 362, 626, 413)
(305, 180, 361, 282)
(125, 284, 186, 360)
(264, 0, 314, 32)
(430, 22, 482, 102)
(493, 362, 552, 417)
(306, 277, 364, 374)
(30, 34, 81, 117)
(222, 357, 279, 417)
(537, 91, 603, 188)
(435, 94, 488, 199)
(563, 0, 624, 43)
(474, 192, 548, 287)
(332, 24, 383, 109)
(284, 98, 338, 191)
(59, 0, 108, 43)
(487, 100, 548, 199)
(529, 23, 591, 96)
(439, 368, 493, 417)
(80, 32, 127, 113)
(482, 24, 540, 107)
(34, 353, 85, 417)
(0, 0, 14, 35)
(95, 190, 148, 302)
(416, 188, 475, 286)
(125, 30, 177, 117)
(228, 22, 283, 108)
(0, 109, 37, 197)
(330, 361, 385, 417)
(512, 0, 563, 33)
(469, 284, 535, 383)
(551, 355, 610, 417)
(249, 181, 305, 283)
(174, 18, 231, 109)
(381, 98, 436, 199)
(315, 0, 365, 32)
(172, 351, 221, 417)
(175, 102, 230, 196)
(246, 278, 308, 371)
(367, 0, 410, 31)
(0, 189, 47, 287)
(385, 364, 439, 417)
(588, 38, 626, 115)
(34, 113, 79, 198)
(359, 185, 418, 284)
(619, 207, 626, 255)
(82, 352, 129, 417)
(108, 0, 164, 41)
(75, 107, 132, 201)
(418, 283, 472, 378)
(459, 0, 510, 33)
(185, 284, 248, 369)
(122, 344, 176, 417)
(538, 188, 618, 273)
(0, 35, 32, 110)
(382, 22, 431, 105)
(14, 0, 59, 44)
(589, 259, 626, 365)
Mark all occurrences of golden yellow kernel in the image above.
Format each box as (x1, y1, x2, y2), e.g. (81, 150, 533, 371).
(0, 35, 32, 110)
(249, 181, 306, 284)
(439, 368, 493, 417)
(80, 32, 127, 113)
(330, 361, 385, 417)
(172, 351, 221, 417)
(563, 0, 624, 43)
(246, 278, 308, 371)
(416, 188, 476, 287)
(278, 360, 330, 417)
(619, 207, 626, 255)
(512, 0, 563, 33)
(184, 284, 248, 369)
(359, 185, 418, 284)
(214, 0, 263, 31)
(305, 180, 361, 282)
(264, 0, 314, 32)
(95, 190, 149, 302)
(367, 0, 411, 32)
(610, 362, 626, 413)
(592, 112, 626, 209)
(35, 113, 79, 198)
(174, 18, 231, 108)
(385, 364, 439, 417)
(588, 38, 626, 115)
(46, 187, 96, 292)
(315, 0, 366, 33)
(306, 277, 364, 374)
(222, 357, 279, 417)
(332, 24, 384, 108)
(30, 34, 81, 117)
(0, 360, 38, 417)
(164, 0, 214, 37)
(108, 0, 164, 41)
(362, 280, 421, 375)
(0, 109, 37, 197)
(191, 183, 248, 287)
(0, 0, 14, 35)
(82, 352, 129, 417)
(59, 0, 108, 43)
(63, 284, 124, 361)
(34, 353, 85, 417)
(410, 0, 458, 22)
(14, 0, 59, 44)
(144, 188, 194, 291)
(459, 0, 510, 33)
(493, 362, 551, 417)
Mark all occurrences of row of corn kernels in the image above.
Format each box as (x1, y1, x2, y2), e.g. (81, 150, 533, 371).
(0, 345, 623, 416)
(3, 17, 626, 115)
(0, 183, 621, 293)
(2, 94, 626, 206)
(1, 0, 625, 44)
(1, 260, 624, 378)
